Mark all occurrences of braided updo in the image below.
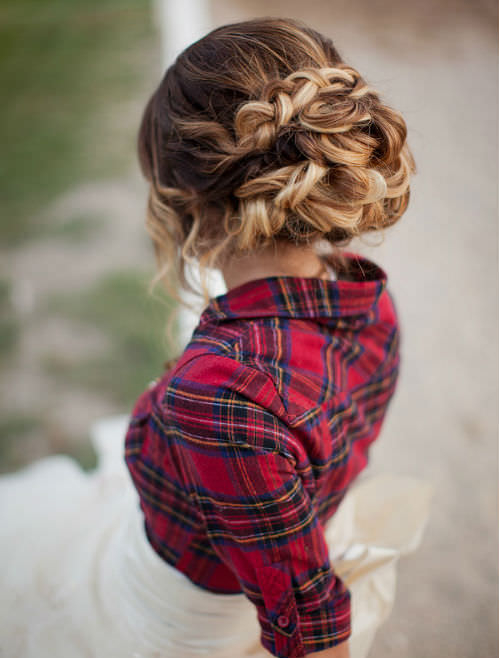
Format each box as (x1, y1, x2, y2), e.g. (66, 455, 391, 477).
(138, 17, 416, 312)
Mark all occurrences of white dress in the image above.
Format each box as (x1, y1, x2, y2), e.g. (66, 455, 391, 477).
(0, 414, 433, 658)
(0, 266, 433, 658)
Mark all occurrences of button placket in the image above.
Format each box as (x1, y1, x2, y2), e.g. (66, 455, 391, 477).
(256, 563, 305, 658)
(277, 614, 289, 628)
(269, 589, 296, 632)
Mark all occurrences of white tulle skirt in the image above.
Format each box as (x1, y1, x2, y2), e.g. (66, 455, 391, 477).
(0, 415, 433, 658)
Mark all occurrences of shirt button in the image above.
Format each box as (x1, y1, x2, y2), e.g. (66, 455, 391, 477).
(277, 614, 289, 628)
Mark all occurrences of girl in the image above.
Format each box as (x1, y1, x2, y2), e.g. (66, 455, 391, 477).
(0, 17, 432, 658)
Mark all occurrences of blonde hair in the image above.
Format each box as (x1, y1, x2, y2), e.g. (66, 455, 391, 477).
(137, 17, 416, 362)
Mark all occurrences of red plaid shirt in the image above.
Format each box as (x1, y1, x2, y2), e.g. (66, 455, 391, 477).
(124, 251, 400, 658)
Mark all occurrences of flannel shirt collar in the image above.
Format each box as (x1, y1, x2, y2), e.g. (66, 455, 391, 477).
(199, 251, 387, 325)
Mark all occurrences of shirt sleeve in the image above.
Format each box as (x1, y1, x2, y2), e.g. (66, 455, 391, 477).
(167, 357, 351, 658)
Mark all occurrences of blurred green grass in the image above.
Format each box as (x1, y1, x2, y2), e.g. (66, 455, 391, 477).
(40, 212, 107, 242)
(44, 269, 179, 409)
(0, 268, 179, 473)
(0, 0, 158, 244)
(0, 3, 182, 472)
(0, 277, 19, 359)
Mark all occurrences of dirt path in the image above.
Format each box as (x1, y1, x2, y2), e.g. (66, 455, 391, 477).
(0, 168, 153, 454)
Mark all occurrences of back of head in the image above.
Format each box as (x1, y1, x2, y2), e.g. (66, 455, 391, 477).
(138, 17, 416, 305)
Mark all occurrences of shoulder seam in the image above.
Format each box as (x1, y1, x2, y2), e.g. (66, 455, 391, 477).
(175, 325, 315, 428)
(167, 350, 306, 446)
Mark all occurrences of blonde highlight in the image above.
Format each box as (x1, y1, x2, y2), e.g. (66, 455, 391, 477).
(137, 17, 416, 361)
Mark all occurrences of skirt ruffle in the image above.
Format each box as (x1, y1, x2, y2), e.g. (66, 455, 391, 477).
(0, 415, 433, 658)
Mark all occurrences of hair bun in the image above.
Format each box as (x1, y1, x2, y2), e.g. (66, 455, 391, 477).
(138, 18, 416, 306)
(227, 62, 414, 250)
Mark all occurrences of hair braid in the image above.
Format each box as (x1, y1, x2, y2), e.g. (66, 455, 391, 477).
(137, 17, 416, 314)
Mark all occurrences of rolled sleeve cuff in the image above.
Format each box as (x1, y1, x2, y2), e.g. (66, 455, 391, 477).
(256, 563, 351, 658)
(298, 588, 351, 656)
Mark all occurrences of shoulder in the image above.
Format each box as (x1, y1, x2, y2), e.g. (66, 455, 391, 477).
(170, 349, 281, 407)
(158, 351, 292, 454)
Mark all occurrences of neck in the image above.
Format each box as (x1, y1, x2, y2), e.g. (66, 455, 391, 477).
(219, 241, 330, 292)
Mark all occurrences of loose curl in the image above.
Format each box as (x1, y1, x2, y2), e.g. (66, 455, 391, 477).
(138, 17, 416, 362)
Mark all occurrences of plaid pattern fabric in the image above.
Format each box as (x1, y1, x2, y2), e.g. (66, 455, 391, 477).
(124, 251, 400, 658)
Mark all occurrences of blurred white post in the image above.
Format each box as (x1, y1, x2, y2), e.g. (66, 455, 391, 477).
(153, 0, 227, 350)
(154, 0, 212, 66)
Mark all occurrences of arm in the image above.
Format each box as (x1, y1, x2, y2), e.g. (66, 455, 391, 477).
(167, 355, 352, 658)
